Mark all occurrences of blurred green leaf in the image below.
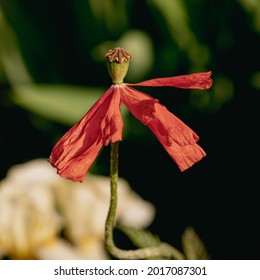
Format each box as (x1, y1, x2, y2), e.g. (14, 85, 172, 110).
(149, 0, 189, 48)
(88, 0, 128, 33)
(181, 226, 209, 260)
(11, 84, 106, 125)
(250, 72, 260, 89)
(0, 7, 32, 84)
(117, 224, 161, 248)
(148, 0, 210, 68)
(117, 224, 185, 260)
(239, 0, 260, 32)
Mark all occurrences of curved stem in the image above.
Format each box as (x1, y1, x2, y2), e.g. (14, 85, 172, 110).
(105, 141, 184, 260)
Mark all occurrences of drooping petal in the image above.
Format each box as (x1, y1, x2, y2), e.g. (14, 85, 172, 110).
(49, 87, 123, 182)
(120, 86, 206, 171)
(127, 71, 212, 90)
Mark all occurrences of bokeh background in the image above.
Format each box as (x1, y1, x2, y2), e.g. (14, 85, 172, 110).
(0, 0, 260, 259)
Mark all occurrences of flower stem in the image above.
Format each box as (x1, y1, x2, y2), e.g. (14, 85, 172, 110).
(105, 142, 185, 260)
(105, 141, 119, 253)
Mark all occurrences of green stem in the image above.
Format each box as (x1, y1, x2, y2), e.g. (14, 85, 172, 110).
(105, 141, 119, 252)
(105, 142, 184, 260)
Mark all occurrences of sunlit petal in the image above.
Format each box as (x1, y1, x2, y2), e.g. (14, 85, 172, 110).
(49, 87, 123, 182)
(121, 86, 206, 171)
(127, 71, 212, 90)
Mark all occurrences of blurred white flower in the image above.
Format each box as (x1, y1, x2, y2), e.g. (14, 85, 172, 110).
(0, 159, 155, 260)
(36, 238, 85, 260)
(54, 174, 155, 241)
(0, 159, 61, 259)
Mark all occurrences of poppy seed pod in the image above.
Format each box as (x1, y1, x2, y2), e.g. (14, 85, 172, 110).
(106, 48, 132, 84)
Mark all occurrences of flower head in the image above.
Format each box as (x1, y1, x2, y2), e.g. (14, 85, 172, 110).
(49, 47, 213, 182)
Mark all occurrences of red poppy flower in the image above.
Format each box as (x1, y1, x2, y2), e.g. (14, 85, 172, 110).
(49, 48, 212, 182)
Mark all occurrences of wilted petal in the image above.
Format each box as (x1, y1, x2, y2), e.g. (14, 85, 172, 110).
(127, 71, 212, 90)
(121, 86, 206, 171)
(147, 105, 206, 171)
(49, 87, 123, 182)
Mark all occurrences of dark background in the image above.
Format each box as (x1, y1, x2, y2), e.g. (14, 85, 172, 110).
(1, 0, 260, 259)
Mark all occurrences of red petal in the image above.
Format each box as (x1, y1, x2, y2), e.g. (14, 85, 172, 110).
(127, 71, 213, 90)
(49, 87, 123, 182)
(121, 86, 206, 171)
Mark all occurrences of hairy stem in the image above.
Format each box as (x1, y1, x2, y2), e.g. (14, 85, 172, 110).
(105, 141, 119, 253)
(105, 141, 184, 260)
